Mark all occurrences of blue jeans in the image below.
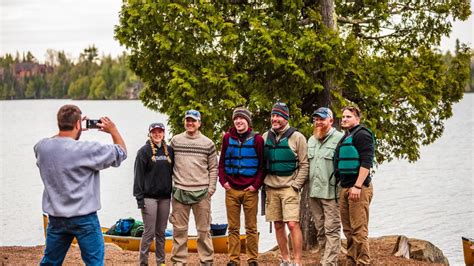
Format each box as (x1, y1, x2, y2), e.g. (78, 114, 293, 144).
(41, 212, 104, 266)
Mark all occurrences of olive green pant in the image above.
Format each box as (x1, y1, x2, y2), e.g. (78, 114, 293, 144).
(225, 188, 259, 264)
(169, 197, 213, 264)
(339, 184, 373, 265)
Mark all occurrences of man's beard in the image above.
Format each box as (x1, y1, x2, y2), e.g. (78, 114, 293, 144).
(272, 120, 288, 132)
(75, 126, 82, 140)
(314, 125, 331, 140)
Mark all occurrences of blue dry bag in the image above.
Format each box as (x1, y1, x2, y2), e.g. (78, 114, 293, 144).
(115, 218, 135, 236)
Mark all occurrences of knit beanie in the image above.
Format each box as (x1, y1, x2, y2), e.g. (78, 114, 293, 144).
(232, 107, 252, 126)
(271, 102, 290, 120)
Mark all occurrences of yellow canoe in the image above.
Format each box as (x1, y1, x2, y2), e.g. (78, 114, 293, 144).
(463, 237, 474, 266)
(42, 214, 246, 253)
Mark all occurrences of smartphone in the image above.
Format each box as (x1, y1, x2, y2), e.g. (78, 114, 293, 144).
(86, 119, 101, 129)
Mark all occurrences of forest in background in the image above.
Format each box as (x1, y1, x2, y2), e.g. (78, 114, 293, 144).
(0, 45, 143, 100)
(0, 46, 472, 101)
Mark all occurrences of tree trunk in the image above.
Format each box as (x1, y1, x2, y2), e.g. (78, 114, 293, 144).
(300, 0, 338, 251)
(300, 182, 318, 250)
(319, 0, 336, 109)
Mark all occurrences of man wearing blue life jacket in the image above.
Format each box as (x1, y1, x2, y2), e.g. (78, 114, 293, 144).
(218, 107, 264, 266)
(308, 107, 344, 266)
(334, 106, 375, 265)
(263, 102, 309, 266)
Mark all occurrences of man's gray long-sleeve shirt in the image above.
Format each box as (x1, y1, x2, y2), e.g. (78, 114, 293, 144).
(34, 137, 127, 217)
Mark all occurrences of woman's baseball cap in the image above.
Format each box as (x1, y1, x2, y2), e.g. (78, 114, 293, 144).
(149, 122, 165, 132)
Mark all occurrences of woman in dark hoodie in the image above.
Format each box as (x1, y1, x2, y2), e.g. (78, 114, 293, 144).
(133, 122, 173, 266)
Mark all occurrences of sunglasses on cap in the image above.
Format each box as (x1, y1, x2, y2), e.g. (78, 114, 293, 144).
(186, 110, 200, 116)
(184, 109, 201, 120)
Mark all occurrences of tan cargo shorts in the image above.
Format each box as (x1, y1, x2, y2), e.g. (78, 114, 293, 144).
(265, 186, 300, 222)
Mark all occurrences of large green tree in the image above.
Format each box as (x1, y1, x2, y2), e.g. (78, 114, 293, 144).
(115, 0, 471, 248)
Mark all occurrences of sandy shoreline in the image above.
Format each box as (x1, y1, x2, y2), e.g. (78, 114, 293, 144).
(0, 236, 446, 265)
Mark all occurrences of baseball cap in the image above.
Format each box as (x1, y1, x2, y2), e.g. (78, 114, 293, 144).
(149, 122, 165, 132)
(185, 109, 201, 121)
(313, 107, 333, 119)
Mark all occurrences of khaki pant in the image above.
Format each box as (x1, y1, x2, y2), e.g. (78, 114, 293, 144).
(309, 198, 341, 266)
(170, 197, 213, 264)
(339, 184, 373, 265)
(225, 188, 259, 264)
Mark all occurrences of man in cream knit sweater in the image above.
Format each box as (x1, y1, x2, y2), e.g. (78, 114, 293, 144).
(169, 109, 218, 265)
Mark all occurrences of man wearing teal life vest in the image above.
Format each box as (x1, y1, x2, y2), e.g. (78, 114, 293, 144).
(218, 107, 264, 266)
(308, 107, 344, 266)
(334, 106, 375, 265)
(263, 102, 309, 266)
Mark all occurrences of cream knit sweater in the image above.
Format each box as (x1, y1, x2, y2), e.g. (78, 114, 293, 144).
(170, 131, 218, 195)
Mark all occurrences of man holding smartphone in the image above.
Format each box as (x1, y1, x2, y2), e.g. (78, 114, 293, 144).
(34, 104, 127, 265)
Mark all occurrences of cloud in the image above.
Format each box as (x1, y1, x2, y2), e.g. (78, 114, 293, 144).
(1, 0, 124, 60)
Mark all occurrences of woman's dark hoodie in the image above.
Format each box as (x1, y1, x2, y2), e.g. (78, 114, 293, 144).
(133, 140, 174, 206)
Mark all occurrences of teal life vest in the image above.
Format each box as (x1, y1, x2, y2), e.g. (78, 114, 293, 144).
(264, 127, 298, 176)
(224, 133, 259, 177)
(334, 126, 374, 178)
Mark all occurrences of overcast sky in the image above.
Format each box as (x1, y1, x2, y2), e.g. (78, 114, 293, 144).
(1, 0, 473, 62)
(1, 0, 124, 61)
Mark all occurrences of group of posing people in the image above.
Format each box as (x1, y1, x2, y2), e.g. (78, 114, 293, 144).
(35, 102, 375, 266)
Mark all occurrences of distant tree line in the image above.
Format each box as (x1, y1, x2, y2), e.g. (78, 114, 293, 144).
(0, 46, 470, 101)
(0, 45, 143, 100)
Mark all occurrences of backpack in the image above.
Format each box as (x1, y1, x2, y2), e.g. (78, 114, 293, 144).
(130, 220, 144, 237)
(105, 224, 118, 235)
(114, 218, 135, 236)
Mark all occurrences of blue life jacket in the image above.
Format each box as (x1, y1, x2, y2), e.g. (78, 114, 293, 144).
(224, 133, 259, 177)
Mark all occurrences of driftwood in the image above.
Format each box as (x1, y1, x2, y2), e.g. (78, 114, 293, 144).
(392, 235, 410, 259)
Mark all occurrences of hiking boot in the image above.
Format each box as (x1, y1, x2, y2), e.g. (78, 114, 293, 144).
(227, 262, 238, 266)
(279, 260, 291, 266)
(248, 261, 258, 266)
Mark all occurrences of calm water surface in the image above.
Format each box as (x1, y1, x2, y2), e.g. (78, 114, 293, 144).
(0, 97, 472, 265)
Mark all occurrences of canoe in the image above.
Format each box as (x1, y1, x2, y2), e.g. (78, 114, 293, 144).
(463, 236, 474, 266)
(42, 214, 246, 253)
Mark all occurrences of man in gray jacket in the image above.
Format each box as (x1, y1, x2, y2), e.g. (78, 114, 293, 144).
(308, 107, 343, 266)
(35, 104, 127, 266)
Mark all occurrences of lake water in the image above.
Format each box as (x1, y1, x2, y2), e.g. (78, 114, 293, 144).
(0, 96, 472, 265)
